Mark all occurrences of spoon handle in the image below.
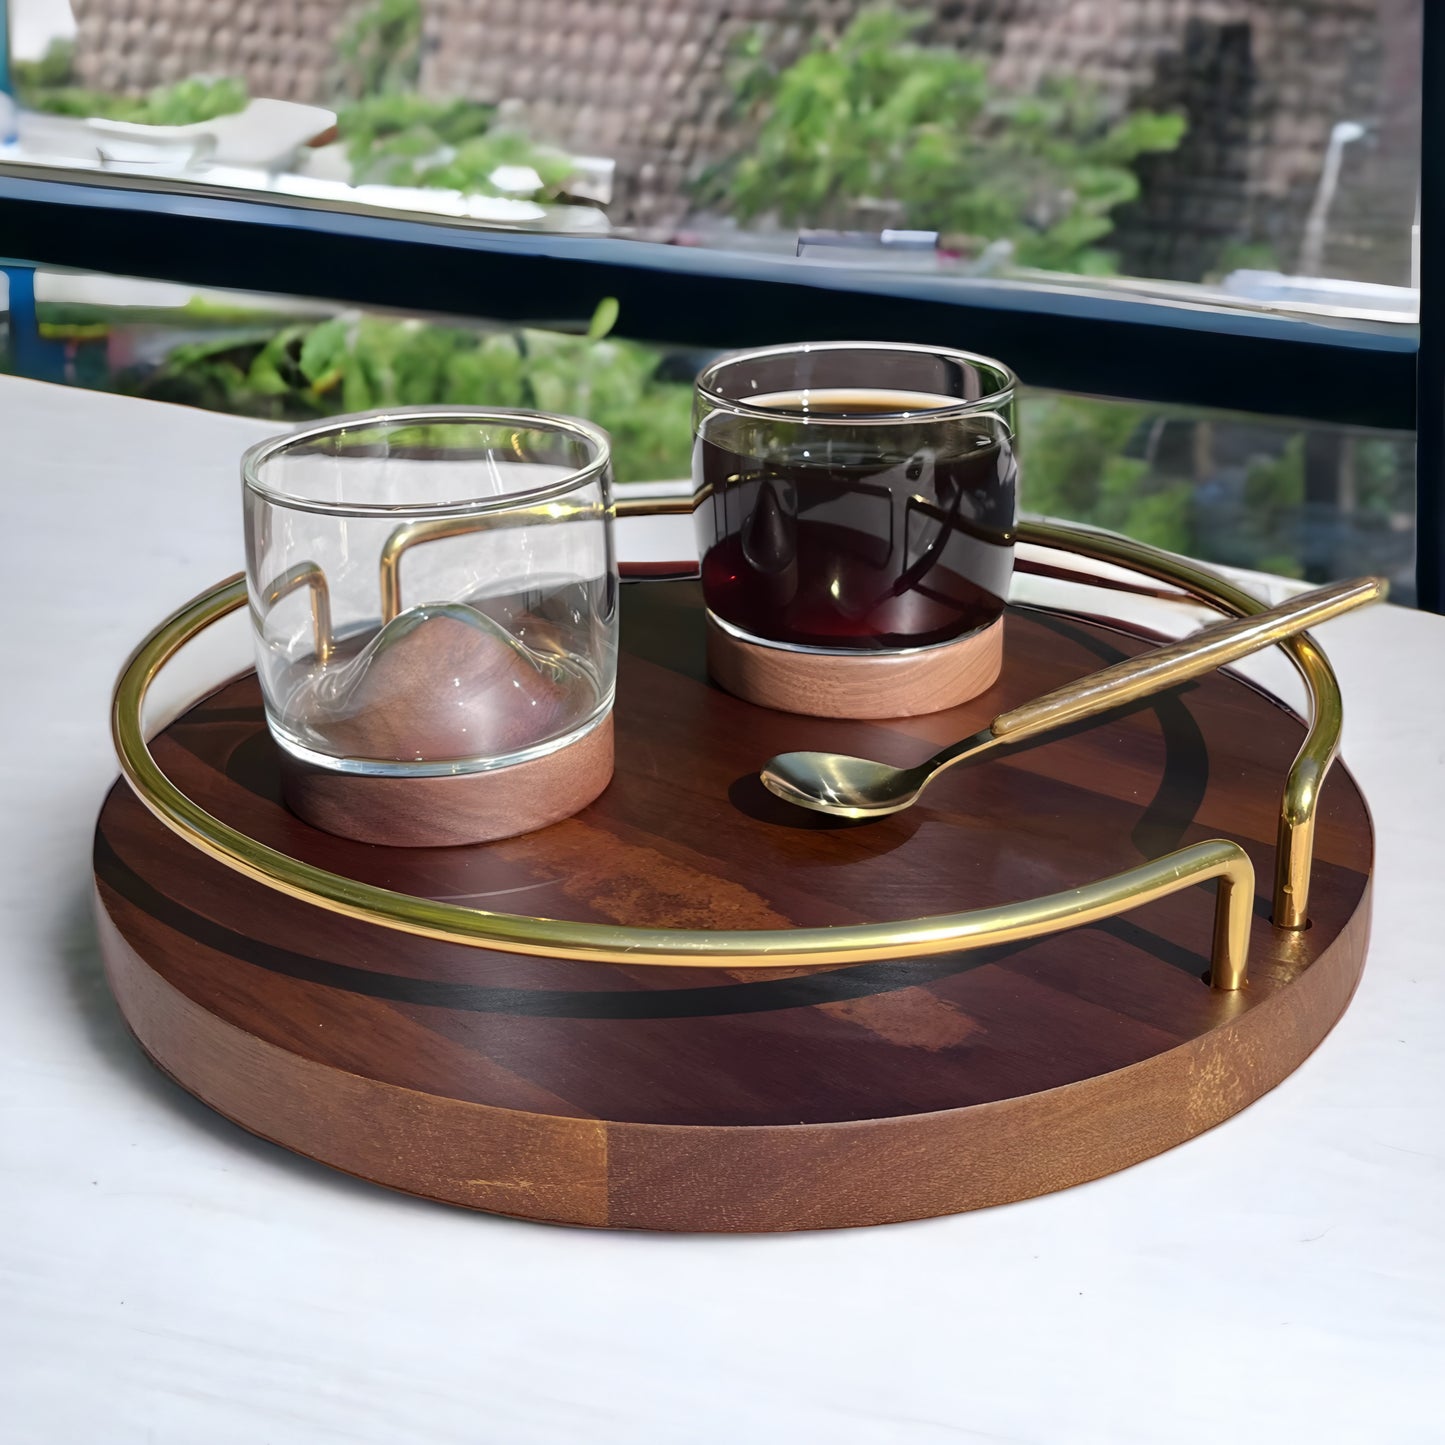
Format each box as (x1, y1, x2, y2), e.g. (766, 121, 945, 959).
(989, 575, 1386, 745)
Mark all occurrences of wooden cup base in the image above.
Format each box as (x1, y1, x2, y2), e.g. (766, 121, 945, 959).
(705, 614, 1005, 718)
(279, 712, 614, 847)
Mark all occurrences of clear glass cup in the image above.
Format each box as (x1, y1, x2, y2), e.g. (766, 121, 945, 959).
(692, 341, 1017, 652)
(242, 408, 617, 778)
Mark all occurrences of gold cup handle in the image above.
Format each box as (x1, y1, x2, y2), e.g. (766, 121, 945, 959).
(614, 492, 701, 519)
(256, 560, 335, 665)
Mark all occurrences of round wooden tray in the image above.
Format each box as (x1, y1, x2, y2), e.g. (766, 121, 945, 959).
(94, 579, 1373, 1231)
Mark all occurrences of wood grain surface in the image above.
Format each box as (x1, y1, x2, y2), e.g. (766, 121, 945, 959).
(93, 581, 1374, 1231)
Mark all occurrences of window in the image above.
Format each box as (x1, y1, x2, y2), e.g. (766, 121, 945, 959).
(0, 1, 1430, 601)
(2, 1, 1421, 302)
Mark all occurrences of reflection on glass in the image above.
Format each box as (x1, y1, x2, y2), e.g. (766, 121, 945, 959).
(1023, 391, 1416, 603)
(0, 0, 1422, 302)
(693, 342, 1018, 651)
(243, 409, 619, 776)
(1, 261, 1418, 602)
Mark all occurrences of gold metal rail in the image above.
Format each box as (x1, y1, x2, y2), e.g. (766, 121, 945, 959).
(112, 578, 1253, 984)
(267, 490, 701, 656)
(110, 521, 1317, 989)
(614, 493, 698, 519)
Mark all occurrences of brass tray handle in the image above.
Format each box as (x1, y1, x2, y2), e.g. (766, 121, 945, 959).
(378, 499, 606, 625)
(1017, 521, 1345, 930)
(256, 561, 334, 665)
(606, 505, 1349, 931)
(992, 575, 1380, 741)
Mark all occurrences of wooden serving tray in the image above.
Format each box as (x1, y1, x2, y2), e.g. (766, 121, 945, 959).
(93, 581, 1372, 1231)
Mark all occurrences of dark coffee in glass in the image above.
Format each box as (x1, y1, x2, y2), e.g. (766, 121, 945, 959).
(692, 344, 1017, 652)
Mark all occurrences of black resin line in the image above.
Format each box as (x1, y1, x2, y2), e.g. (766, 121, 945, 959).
(1018, 608, 1210, 860)
(94, 828, 1213, 1019)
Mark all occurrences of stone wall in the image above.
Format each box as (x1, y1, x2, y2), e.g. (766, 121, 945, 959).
(69, 0, 352, 104)
(420, 0, 827, 235)
(1039, 0, 1416, 285)
(418, 0, 1418, 284)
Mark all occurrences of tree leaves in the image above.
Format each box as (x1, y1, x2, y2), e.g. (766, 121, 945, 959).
(129, 302, 693, 484)
(21, 71, 249, 125)
(297, 319, 351, 388)
(1023, 394, 1192, 553)
(701, 7, 1187, 273)
(586, 297, 621, 342)
(337, 95, 572, 197)
(332, 0, 423, 102)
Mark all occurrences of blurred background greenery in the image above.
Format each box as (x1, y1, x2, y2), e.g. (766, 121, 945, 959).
(0, 1, 1415, 592)
(698, 9, 1185, 273)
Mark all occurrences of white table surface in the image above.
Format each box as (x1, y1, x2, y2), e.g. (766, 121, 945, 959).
(1, 375, 1441, 1444)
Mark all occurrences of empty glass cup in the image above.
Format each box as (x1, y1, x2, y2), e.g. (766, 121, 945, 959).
(242, 408, 618, 781)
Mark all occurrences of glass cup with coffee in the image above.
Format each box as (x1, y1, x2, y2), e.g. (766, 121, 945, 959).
(691, 341, 1017, 718)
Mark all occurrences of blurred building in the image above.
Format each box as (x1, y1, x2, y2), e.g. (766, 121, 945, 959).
(66, 0, 1421, 285)
(69, 0, 352, 108)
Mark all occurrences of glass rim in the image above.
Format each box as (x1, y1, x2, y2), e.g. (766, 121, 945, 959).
(694, 340, 1017, 425)
(241, 405, 612, 518)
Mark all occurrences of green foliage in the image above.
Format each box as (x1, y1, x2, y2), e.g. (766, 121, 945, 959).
(19, 69, 249, 125)
(332, 0, 423, 101)
(1020, 393, 1193, 551)
(17, 86, 145, 121)
(418, 129, 573, 196)
(700, 7, 1186, 272)
(14, 37, 246, 124)
(33, 296, 308, 331)
(333, 31, 571, 196)
(10, 38, 77, 92)
(338, 97, 572, 195)
(338, 93, 498, 184)
(126, 328, 287, 416)
(1231, 441, 1303, 571)
(1353, 438, 1411, 520)
(14, 0, 570, 201)
(1019, 393, 1145, 518)
(1243, 434, 1304, 519)
(126, 301, 693, 484)
(1231, 436, 1306, 577)
(144, 76, 249, 126)
(1091, 456, 1193, 554)
(338, 94, 495, 158)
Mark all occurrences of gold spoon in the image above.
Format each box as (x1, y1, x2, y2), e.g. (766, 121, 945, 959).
(760, 574, 1386, 819)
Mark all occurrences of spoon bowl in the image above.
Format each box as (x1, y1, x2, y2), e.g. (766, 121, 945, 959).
(762, 733, 993, 817)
